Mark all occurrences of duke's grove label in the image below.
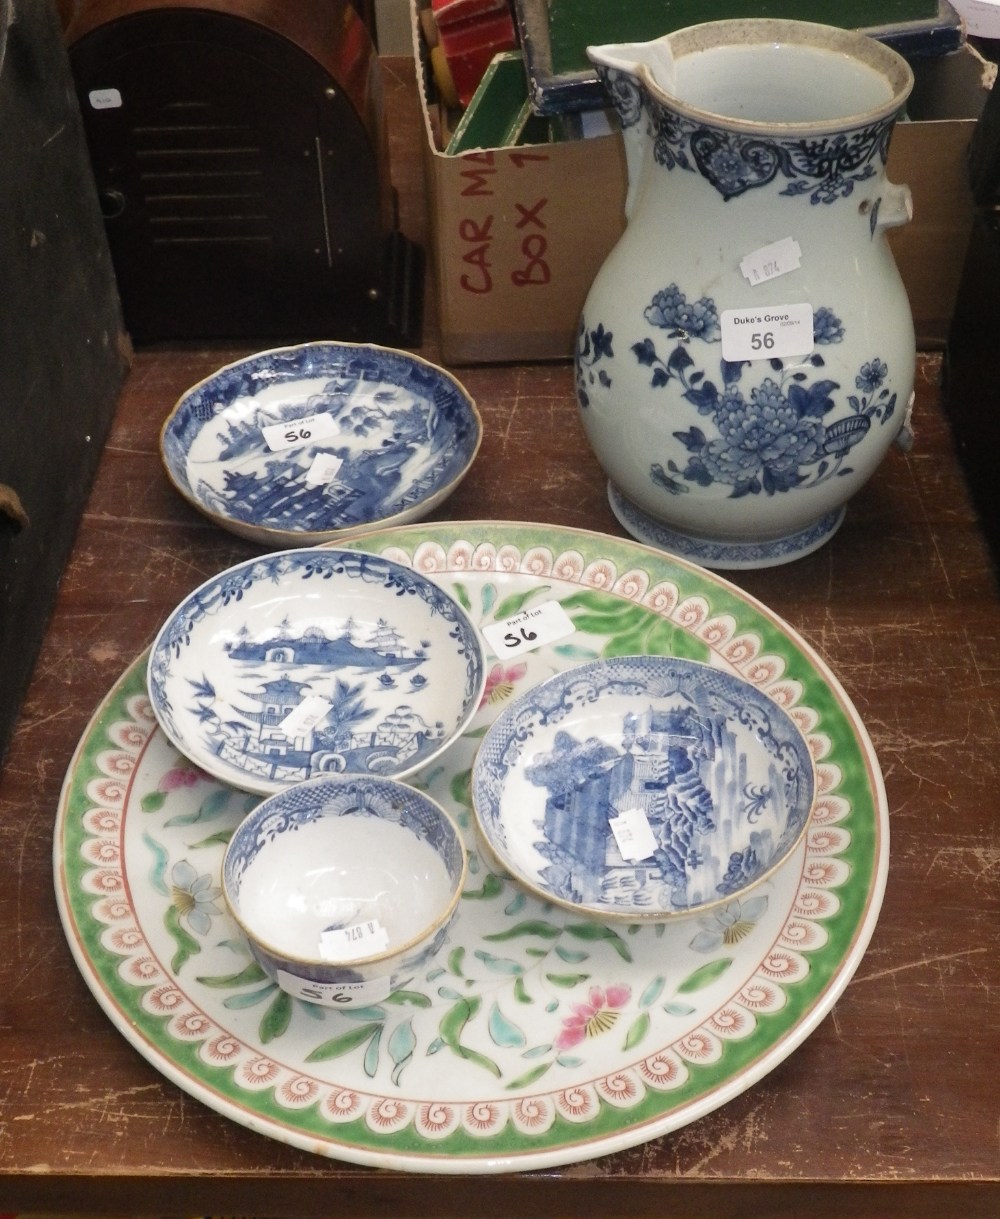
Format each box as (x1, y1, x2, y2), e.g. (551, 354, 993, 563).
(720, 303, 814, 362)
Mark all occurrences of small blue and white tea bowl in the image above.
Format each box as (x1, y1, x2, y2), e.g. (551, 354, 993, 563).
(222, 775, 467, 1007)
(471, 655, 815, 922)
(159, 341, 482, 547)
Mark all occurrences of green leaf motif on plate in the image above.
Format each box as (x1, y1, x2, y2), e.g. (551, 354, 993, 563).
(196, 962, 269, 989)
(187, 830, 235, 850)
(474, 949, 525, 975)
(388, 1019, 417, 1085)
(677, 958, 734, 994)
(463, 873, 504, 901)
(363, 1025, 383, 1078)
(439, 997, 502, 1079)
(384, 989, 432, 1009)
(449, 580, 474, 613)
(564, 923, 633, 962)
(640, 976, 667, 1007)
(545, 972, 590, 988)
(164, 903, 200, 975)
(559, 590, 710, 662)
(553, 643, 601, 660)
(144, 831, 170, 897)
(164, 786, 234, 829)
(449, 766, 472, 808)
(488, 1001, 527, 1048)
(260, 988, 293, 1044)
(484, 920, 562, 942)
(554, 945, 590, 964)
(664, 1000, 697, 1017)
(623, 1011, 651, 1051)
(505, 1061, 553, 1091)
(222, 983, 278, 1010)
(505, 892, 528, 916)
(492, 585, 552, 621)
(306, 1021, 383, 1064)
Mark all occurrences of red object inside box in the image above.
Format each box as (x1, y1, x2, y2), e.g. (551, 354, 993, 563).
(429, 0, 517, 106)
(431, 0, 510, 26)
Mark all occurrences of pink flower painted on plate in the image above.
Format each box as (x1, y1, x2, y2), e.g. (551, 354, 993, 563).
(159, 764, 211, 791)
(480, 661, 528, 707)
(142, 763, 214, 813)
(555, 984, 631, 1051)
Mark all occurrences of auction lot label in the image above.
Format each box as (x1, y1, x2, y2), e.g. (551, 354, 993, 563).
(721, 303, 814, 362)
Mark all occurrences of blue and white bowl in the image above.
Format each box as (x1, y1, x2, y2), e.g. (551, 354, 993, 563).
(222, 775, 467, 1008)
(159, 342, 482, 546)
(147, 548, 487, 795)
(471, 655, 815, 922)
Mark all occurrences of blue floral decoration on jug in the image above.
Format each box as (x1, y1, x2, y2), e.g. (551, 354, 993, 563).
(576, 284, 899, 500)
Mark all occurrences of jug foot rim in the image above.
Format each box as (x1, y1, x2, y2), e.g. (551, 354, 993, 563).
(607, 483, 845, 571)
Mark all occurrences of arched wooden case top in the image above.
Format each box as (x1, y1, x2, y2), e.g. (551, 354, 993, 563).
(66, 0, 422, 343)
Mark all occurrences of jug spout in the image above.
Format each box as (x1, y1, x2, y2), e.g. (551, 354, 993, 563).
(588, 38, 676, 221)
(587, 38, 677, 96)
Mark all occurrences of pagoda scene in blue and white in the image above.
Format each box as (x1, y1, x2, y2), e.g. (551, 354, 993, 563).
(191, 614, 445, 787)
(191, 377, 451, 533)
(523, 701, 781, 913)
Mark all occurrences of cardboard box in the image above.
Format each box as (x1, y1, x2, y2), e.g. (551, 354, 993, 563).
(415, 13, 996, 363)
(888, 45, 998, 345)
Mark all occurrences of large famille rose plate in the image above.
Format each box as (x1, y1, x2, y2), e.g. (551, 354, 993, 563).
(54, 522, 887, 1173)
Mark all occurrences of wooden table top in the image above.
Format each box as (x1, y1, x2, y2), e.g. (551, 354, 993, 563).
(1, 57, 998, 1218)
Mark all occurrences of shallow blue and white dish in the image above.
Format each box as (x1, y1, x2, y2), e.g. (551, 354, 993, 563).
(159, 342, 482, 547)
(147, 548, 487, 795)
(471, 655, 815, 922)
(222, 774, 467, 1008)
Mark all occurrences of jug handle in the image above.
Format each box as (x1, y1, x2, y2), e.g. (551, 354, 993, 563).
(873, 182, 913, 231)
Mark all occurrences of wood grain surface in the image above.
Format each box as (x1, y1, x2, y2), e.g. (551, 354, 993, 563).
(0, 57, 997, 1219)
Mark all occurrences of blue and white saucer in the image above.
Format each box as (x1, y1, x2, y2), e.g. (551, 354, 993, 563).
(147, 548, 487, 795)
(160, 342, 482, 547)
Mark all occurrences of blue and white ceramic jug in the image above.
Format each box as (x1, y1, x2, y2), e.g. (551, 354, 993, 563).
(576, 20, 915, 568)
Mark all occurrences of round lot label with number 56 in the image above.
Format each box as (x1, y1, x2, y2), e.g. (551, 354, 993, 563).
(720, 303, 814, 362)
